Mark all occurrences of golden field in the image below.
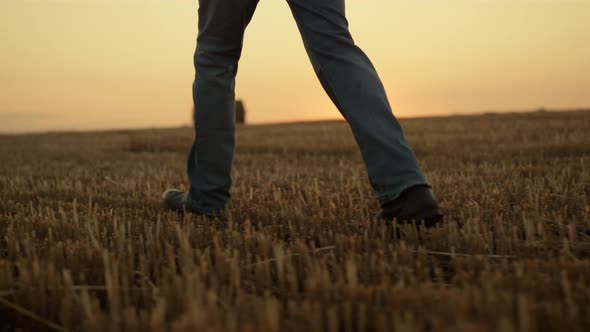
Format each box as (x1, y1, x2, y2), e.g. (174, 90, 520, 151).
(0, 110, 589, 331)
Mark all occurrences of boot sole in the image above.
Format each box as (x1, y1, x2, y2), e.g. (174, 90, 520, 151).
(380, 207, 444, 229)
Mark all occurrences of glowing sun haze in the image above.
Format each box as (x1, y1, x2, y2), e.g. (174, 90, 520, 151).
(1, 0, 589, 132)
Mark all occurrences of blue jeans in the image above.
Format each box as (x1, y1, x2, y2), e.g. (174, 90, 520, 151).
(188, 0, 429, 215)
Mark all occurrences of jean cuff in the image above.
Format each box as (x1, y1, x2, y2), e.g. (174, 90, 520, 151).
(375, 180, 432, 207)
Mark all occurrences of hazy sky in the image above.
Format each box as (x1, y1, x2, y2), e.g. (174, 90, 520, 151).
(1, 0, 589, 132)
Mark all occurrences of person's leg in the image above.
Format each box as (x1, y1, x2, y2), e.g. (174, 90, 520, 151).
(286, 0, 430, 206)
(187, 0, 259, 215)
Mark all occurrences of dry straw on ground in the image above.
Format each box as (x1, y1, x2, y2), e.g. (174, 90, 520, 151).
(0, 110, 589, 331)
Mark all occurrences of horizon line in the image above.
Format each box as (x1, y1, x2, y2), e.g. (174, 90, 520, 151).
(1, 108, 589, 136)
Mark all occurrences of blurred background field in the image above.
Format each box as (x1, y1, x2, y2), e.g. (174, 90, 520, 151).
(0, 110, 589, 331)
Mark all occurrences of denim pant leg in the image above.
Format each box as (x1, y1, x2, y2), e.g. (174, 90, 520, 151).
(188, 0, 259, 215)
(287, 0, 429, 205)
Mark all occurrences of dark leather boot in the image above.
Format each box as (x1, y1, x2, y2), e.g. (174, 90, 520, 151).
(379, 185, 443, 228)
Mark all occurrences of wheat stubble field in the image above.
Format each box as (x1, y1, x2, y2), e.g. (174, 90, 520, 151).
(0, 110, 589, 331)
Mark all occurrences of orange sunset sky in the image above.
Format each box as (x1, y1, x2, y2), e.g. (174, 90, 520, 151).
(1, 0, 589, 133)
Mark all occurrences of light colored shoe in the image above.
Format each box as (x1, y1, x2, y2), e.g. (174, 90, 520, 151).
(161, 189, 201, 214)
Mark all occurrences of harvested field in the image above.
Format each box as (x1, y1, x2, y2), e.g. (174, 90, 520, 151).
(0, 110, 589, 331)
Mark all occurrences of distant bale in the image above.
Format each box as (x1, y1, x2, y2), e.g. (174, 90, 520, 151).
(191, 100, 247, 124)
(235, 100, 246, 124)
